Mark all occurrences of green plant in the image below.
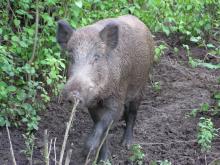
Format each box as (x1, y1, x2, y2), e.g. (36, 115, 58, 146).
(152, 81, 161, 92)
(214, 92, 220, 108)
(150, 160, 172, 165)
(129, 144, 145, 165)
(197, 117, 218, 152)
(186, 102, 220, 118)
(21, 132, 35, 161)
(154, 44, 168, 62)
(158, 160, 172, 165)
(187, 36, 220, 69)
(97, 160, 112, 165)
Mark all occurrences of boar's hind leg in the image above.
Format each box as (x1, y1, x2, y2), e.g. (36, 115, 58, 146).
(122, 100, 139, 148)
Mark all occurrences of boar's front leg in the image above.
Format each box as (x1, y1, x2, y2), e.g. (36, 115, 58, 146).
(86, 98, 122, 162)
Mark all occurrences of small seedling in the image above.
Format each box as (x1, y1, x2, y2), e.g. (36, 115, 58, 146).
(197, 117, 218, 152)
(96, 160, 112, 165)
(154, 44, 168, 62)
(214, 92, 220, 109)
(129, 144, 145, 165)
(21, 132, 35, 161)
(152, 81, 161, 92)
(158, 160, 172, 165)
(186, 103, 210, 118)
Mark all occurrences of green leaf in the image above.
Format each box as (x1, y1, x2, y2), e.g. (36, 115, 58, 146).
(75, 0, 83, 8)
(198, 62, 220, 69)
(162, 26, 170, 36)
(19, 41, 28, 48)
(11, 36, 20, 42)
(190, 36, 201, 43)
(14, 19, 20, 27)
(214, 93, 220, 99)
(47, 78, 52, 85)
(0, 116, 6, 126)
(206, 43, 215, 48)
(201, 103, 209, 112)
(16, 90, 27, 101)
(7, 86, 17, 92)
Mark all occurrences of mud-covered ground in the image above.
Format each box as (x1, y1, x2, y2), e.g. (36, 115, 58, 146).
(0, 35, 220, 165)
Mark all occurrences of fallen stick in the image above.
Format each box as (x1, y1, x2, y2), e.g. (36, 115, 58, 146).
(84, 149, 92, 165)
(59, 99, 79, 165)
(54, 137, 57, 165)
(6, 125, 17, 165)
(44, 130, 49, 165)
(64, 149, 73, 165)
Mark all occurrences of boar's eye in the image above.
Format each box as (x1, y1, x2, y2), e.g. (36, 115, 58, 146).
(94, 54, 100, 61)
(69, 55, 75, 64)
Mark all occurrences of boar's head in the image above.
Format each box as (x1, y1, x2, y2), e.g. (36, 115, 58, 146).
(57, 20, 118, 107)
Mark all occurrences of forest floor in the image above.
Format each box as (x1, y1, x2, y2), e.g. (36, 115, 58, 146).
(0, 34, 220, 165)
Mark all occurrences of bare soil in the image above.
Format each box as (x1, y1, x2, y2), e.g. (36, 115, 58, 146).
(0, 35, 220, 165)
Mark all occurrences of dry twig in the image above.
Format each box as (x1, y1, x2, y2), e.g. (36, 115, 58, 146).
(58, 99, 79, 165)
(44, 130, 49, 165)
(6, 125, 17, 165)
(54, 138, 57, 165)
(64, 149, 73, 165)
(84, 150, 92, 165)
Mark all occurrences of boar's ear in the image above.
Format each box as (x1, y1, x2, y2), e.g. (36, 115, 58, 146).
(100, 22, 119, 50)
(56, 20, 74, 49)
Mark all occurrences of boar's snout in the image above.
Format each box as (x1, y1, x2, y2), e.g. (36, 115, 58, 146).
(67, 91, 82, 103)
(62, 83, 84, 105)
(62, 76, 97, 107)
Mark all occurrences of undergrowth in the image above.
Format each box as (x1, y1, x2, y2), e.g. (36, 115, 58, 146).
(0, 0, 219, 163)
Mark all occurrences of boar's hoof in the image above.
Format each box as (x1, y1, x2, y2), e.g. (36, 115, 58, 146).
(121, 136, 133, 149)
(97, 146, 111, 163)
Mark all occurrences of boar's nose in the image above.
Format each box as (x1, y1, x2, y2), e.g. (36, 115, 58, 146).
(67, 90, 82, 104)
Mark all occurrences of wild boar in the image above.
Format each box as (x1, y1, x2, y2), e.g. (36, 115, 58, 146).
(56, 15, 154, 162)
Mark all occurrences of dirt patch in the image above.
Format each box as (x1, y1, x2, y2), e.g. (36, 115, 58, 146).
(0, 36, 219, 165)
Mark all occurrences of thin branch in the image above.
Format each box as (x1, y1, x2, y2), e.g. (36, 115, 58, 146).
(58, 99, 79, 165)
(54, 138, 57, 165)
(44, 130, 49, 165)
(84, 149, 92, 165)
(93, 120, 114, 164)
(64, 149, 73, 165)
(48, 138, 53, 160)
(28, 0, 39, 65)
(6, 125, 17, 165)
(7, 0, 22, 33)
(29, 138, 35, 165)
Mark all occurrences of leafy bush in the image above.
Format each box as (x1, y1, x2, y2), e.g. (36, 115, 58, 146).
(0, 0, 67, 130)
(133, 0, 220, 39)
